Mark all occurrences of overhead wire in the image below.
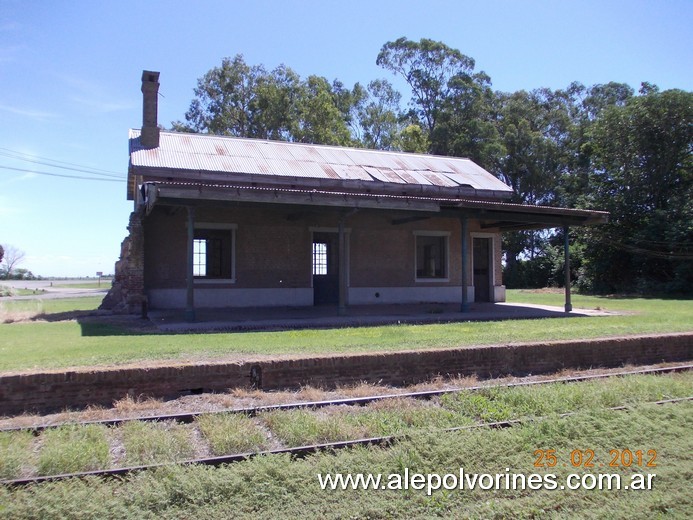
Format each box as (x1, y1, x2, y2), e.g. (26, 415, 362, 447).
(0, 165, 125, 183)
(0, 146, 126, 183)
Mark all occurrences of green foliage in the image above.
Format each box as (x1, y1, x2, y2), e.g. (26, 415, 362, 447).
(398, 123, 429, 153)
(292, 75, 353, 146)
(353, 79, 403, 150)
(172, 54, 357, 146)
(376, 37, 476, 137)
(580, 89, 693, 294)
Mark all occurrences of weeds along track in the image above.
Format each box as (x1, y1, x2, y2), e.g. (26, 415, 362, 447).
(2, 364, 691, 434)
(1, 365, 691, 487)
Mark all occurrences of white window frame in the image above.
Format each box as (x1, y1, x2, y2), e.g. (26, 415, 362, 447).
(414, 231, 450, 283)
(193, 222, 237, 284)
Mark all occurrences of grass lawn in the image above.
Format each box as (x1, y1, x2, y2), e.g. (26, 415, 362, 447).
(0, 286, 46, 297)
(1, 374, 691, 518)
(0, 291, 691, 373)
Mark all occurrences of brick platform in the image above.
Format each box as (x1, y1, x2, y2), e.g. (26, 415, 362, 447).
(1, 332, 691, 415)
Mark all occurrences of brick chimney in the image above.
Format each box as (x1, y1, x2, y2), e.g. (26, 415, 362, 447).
(140, 70, 160, 148)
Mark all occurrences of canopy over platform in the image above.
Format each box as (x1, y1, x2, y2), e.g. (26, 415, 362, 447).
(139, 180, 608, 232)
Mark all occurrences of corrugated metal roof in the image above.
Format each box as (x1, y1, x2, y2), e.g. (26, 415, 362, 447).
(129, 129, 513, 194)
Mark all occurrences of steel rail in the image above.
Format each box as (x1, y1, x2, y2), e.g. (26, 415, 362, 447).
(2, 364, 691, 435)
(3, 396, 690, 488)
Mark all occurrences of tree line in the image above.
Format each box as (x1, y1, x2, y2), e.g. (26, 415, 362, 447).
(172, 38, 692, 296)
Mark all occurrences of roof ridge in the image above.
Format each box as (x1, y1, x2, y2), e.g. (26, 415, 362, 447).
(132, 128, 476, 162)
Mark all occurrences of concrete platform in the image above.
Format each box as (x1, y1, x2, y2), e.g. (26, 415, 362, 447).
(148, 302, 616, 333)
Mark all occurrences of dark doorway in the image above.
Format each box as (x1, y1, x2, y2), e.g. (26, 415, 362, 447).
(312, 232, 339, 305)
(473, 237, 491, 302)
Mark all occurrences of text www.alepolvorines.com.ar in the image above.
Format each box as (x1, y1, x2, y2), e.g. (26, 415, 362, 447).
(317, 468, 656, 495)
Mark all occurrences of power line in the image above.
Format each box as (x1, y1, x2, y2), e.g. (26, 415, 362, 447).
(0, 147, 125, 178)
(0, 165, 125, 183)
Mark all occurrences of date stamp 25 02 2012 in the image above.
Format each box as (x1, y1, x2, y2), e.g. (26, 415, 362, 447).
(533, 449, 657, 469)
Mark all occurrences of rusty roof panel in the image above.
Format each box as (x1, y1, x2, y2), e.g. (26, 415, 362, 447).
(397, 169, 432, 185)
(363, 166, 407, 184)
(315, 147, 357, 166)
(419, 171, 459, 187)
(129, 130, 513, 195)
(330, 163, 373, 181)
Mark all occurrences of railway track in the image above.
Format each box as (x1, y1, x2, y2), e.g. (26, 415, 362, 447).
(2, 363, 691, 435)
(3, 396, 690, 487)
(1, 364, 691, 487)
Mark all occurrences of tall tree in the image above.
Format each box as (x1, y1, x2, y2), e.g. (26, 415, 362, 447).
(432, 69, 499, 163)
(173, 55, 359, 146)
(292, 75, 353, 146)
(582, 88, 693, 293)
(492, 87, 577, 286)
(173, 55, 264, 136)
(353, 79, 403, 150)
(376, 37, 478, 140)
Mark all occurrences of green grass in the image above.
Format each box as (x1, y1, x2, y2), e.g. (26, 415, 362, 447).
(0, 286, 46, 297)
(1, 400, 690, 518)
(0, 296, 103, 318)
(4, 373, 688, 481)
(0, 430, 34, 480)
(196, 414, 268, 455)
(261, 409, 370, 446)
(0, 292, 691, 373)
(261, 373, 692, 447)
(440, 372, 693, 422)
(36, 424, 110, 476)
(120, 421, 195, 466)
(346, 399, 472, 437)
(261, 403, 465, 449)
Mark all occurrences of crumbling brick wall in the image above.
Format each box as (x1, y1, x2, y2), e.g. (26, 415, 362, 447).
(99, 208, 146, 314)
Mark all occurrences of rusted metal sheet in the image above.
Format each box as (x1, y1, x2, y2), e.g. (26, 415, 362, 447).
(129, 129, 513, 194)
(362, 166, 407, 184)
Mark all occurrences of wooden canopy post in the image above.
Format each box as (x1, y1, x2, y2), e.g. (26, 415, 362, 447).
(185, 206, 196, 322)
(564, 225, 572, 313)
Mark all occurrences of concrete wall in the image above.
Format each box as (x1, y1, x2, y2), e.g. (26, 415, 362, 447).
(142, 204, 506, 309)
(1, 333, 690, 415)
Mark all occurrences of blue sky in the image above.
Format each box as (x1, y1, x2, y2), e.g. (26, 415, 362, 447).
(1, 0, 691, 277)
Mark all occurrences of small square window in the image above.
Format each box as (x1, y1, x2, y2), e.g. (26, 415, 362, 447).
(416, 234, 448, 279)
(193, 228, 234, 279)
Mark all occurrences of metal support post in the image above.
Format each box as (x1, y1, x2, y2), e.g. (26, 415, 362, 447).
(461, 217, 470, 312)
(185, 206, 196, 322)
(338, 217, 348, 316)
(564, 225, 572, 313)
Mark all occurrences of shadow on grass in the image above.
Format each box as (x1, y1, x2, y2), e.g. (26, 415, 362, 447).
(32, 310, 96, 322)
(22, 311, 160, 337)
